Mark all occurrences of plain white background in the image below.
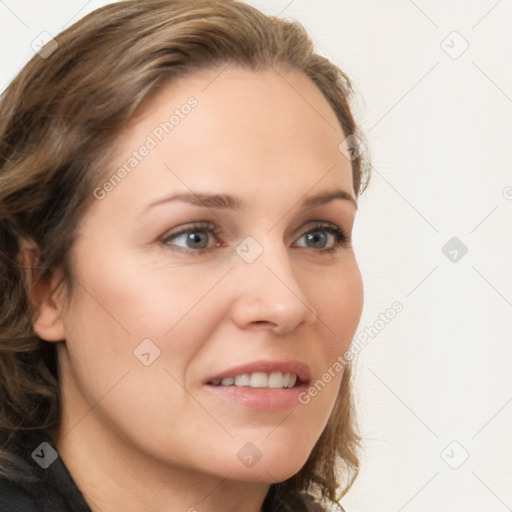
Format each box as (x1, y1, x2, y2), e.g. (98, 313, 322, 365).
(1, 1, 511, 511)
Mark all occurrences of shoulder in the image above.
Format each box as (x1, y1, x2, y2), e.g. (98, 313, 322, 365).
(0, 431, 91, 512)
(0, 474, 62, 512)
(0, 477, 38, 511)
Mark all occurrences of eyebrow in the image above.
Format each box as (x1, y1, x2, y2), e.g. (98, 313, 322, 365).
(302, 189, 357, 210)
(140, 188, 357, 214)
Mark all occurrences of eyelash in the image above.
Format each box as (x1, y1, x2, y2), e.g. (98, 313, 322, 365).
(160, 221, 349, 255)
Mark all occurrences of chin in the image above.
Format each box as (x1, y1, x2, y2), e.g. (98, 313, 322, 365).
(220, 451, 310, 484)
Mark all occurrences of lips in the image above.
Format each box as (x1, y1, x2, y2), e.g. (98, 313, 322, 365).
(203, 360, 311, 387)
(203, 360, 312, 411)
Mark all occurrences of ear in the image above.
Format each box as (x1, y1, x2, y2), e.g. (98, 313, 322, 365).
(17, 238, 67, 342)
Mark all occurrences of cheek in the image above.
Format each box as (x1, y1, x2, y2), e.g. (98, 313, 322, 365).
(292, 258, 362, 422)
(308, 258, 364, 355)
(57, 255, 229, 448)
(61, 252, 232, 384)
(68, 247, 226, 335)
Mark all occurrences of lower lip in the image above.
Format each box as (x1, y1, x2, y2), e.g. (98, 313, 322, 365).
(203, 383, 308, 412)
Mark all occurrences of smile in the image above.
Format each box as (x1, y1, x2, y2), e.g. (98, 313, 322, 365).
(207, 371, 298, 389)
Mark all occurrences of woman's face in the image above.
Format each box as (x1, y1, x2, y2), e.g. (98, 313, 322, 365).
(50, 66, 363, 483)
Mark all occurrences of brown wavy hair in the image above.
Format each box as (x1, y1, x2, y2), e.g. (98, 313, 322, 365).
(0, 1, 370, 510)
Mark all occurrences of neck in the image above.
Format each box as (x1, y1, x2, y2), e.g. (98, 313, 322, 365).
(52, 417, 270, 512)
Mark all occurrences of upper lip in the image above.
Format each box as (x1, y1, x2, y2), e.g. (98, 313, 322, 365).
(204, 360, 311, 385)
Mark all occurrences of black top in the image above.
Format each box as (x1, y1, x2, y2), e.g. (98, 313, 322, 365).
(0, 431, 91, 512)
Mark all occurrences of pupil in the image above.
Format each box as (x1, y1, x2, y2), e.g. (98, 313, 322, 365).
(307, 231, 327, 248)
(188, 232, 208, 248)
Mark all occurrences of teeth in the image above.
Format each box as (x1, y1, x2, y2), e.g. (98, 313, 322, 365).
(210, 372, 298, 389)
(268, 372, 283, 388)
(234, 374, 251, 386)
(250, 372, 268, 388)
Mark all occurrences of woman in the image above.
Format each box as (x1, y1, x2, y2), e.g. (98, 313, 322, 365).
(0, 1, 370, 510)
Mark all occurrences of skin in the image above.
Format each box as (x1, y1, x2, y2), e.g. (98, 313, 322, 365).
(31, 66, 364, 512)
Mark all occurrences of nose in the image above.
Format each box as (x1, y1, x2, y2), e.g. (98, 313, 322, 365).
(229, 241, 317, 335)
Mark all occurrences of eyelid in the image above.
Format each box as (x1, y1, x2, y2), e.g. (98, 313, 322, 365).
(294, 220, 349, 239)
(296, 219, 345, 233)
(160, 221, 217, 239)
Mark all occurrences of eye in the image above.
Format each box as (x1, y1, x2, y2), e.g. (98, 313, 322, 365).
(294, 223, 348, 252)
(160, 222, 221, 252)
(172, 231, 209, 249)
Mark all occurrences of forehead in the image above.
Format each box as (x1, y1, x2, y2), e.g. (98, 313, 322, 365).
(94, 65, 354, 213)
